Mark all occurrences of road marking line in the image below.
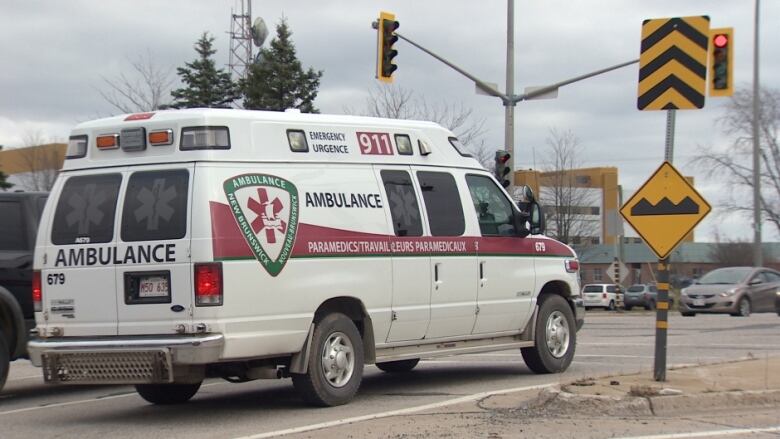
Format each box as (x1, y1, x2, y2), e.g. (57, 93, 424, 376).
(230, 383, 553, 439)
(0, 382, 223, 416)
(613, 425, 780, 438)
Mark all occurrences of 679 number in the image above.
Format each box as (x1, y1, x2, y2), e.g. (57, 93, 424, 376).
(47, 273, 66, 285)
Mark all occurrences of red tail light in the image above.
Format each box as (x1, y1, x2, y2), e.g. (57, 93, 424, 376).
(602, 293, 607, 299)
(194, 263, 222, 306)
(32, 270, 42, 312)
(564, 259, 579, 273)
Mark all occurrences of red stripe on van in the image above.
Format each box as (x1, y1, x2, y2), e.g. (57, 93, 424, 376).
(208, 201, 574, 260)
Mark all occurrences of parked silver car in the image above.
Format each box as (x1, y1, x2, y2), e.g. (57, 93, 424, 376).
(679, 267, 780, 317)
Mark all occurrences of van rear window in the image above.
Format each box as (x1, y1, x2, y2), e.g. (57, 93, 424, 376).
(121, 169, 189, 242)
(52, 174, 122, 245)
(583, 285, 603, 293)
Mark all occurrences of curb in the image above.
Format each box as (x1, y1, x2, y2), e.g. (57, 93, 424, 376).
(530, 387, 780, 417)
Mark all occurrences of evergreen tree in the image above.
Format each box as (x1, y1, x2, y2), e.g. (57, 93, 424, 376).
(0, 170, 11, 191)
(170, 32, 240, 109)
(242, 19, 323, 113)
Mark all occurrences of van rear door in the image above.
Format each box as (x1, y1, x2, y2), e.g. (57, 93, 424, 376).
(45, 172, 123, 336)
(115, 165, 193, 335)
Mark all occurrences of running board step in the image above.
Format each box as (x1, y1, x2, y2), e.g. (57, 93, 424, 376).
(374, 335, 534, 364)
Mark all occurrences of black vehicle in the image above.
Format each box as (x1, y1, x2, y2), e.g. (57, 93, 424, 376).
(0, 191, 47, 391)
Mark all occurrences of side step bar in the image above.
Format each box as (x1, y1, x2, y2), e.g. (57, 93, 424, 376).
(375, 335, 534, 363)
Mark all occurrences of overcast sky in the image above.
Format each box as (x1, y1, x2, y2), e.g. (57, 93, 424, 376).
(1, 0, 777, 242)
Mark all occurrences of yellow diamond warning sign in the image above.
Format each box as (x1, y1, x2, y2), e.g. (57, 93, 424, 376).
(620, 161, 711, 259)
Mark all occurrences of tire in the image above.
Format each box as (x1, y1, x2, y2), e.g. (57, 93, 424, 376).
(680, 311, 696, 317)
(376, 359, 419, 373)
(135, 382, 201, 405)
(607, 300, 616, 311)
(292, 313, 364, 407)
(521, 295, 576, 374)
(0, 329, 9, 393)
(731, 297, 751, 317)
(645, 301, 655, 311)
(625, 306, 633, 311)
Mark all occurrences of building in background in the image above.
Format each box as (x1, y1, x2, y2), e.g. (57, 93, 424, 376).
(515, 167, 695, 247)
(0, 143, 66, 191)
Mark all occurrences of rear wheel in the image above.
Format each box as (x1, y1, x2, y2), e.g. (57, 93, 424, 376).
(135, 382, 202, 404)
(292, 313, 364, 407)
(376, 359, 419, 373)
(607, 300, 616, 311)
(680, 311, 696, 317)
(625, 305, 633, 311)
(521, 294, 576, 374)
(0, 329, 9, 392)
(645, 300, 656, 311)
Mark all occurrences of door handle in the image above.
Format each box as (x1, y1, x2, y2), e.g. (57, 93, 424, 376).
(479, 261, 486, 287)
(434, 263, 442, 290)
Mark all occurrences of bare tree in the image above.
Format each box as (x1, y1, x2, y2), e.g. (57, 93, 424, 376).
(16, 131, 64, 191)
(348, 84, 491, 168)
(693, 86, 780, 235)
(539, 128, 600, 245)
(708, 230, 769, 265)
(98, 50, 175, 113)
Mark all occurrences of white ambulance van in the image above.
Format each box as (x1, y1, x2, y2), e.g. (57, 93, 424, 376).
(28, 109, 583, 406)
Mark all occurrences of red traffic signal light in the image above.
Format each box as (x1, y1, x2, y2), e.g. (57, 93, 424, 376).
(494, 150, 512, 188)
(708, 28, 733, 97)
(713, 34, 728, 48)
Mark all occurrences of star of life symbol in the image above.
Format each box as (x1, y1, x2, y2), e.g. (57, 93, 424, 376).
(248, 188, 287, 244)
(388, 185, 418, 226)
(134, 178, 176, 230)
(223, 174, 299, 276)
(66, 183, 106, 236)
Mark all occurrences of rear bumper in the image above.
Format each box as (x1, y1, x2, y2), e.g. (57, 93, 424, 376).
(27, 334, 224, 384)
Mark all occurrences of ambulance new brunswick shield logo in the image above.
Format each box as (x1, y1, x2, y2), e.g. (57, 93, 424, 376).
(223, 174, 299, 276)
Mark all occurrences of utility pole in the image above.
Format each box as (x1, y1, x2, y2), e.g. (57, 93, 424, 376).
(505, 0, 516, 177)
(753, 0, 762, 266)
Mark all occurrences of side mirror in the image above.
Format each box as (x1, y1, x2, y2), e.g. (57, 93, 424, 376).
(515, 200, 545, 237)
(529, 202, 545, 235)
(749, 278, 763, 285)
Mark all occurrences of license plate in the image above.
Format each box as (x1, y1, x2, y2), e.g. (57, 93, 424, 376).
(139, 276, 169, 298)
(693, 298, 705, 306)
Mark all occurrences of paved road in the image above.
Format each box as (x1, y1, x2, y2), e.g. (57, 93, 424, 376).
(2, 312, 779, 439)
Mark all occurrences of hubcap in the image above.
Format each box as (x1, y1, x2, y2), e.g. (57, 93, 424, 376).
(545, 310, 570, 358)
(740, 299, 750, 316)
(320, 331, 355, 388)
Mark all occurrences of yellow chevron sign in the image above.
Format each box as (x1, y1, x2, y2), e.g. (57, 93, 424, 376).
(637, 16, 710, 110)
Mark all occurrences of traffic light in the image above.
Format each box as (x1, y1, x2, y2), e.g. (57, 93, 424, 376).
(377, 11, 399, 83)
(494, 150, 511, 188)
(709, 28, 733, 97)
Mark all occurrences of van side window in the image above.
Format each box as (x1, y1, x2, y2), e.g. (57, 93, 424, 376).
(121, 170, 189, 242)
(416, 171, 465, 236)
(0, 201, 27, 250)
(381, 170, 422, 237)
(465, 175, 516, 236)
(52, 174, 122, 245)
(607, 285, 616, 293)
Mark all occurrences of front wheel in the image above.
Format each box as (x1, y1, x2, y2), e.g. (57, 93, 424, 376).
(680, 311, 696, 317)
(521, 294, 576, 374)
(292, 313, 364, 407)
(0, 329, 9, 392)
(135, 382, 202, 404)
(376, 359, 419, 373)
(731, 297, 751, 317)
(607, 300, 616, 311)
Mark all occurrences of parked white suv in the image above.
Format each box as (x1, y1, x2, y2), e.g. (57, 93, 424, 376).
(582, 283, 621, 311)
